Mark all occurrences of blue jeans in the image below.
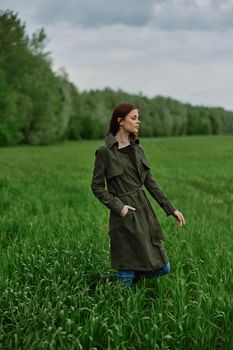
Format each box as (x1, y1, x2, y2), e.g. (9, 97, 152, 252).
(116, 261, 170, 288)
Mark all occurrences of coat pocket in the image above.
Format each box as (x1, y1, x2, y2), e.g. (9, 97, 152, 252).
(122, 209, 134, 219)
(109, 208, 134, 231)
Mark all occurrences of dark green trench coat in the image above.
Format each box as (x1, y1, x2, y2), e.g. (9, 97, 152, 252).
(91, 133, 177, 271)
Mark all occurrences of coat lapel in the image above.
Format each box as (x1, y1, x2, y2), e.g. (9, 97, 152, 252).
(104, 133, 143, 184)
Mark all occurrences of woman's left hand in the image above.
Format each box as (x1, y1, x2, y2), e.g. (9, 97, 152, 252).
(173, 210, 185, 226)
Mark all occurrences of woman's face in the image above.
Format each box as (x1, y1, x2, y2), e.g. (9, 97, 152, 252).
(118, 109, 140, 135)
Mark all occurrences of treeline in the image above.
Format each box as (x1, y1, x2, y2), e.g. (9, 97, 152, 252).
(70, 90, 233, 139)
(1, 10, 233, 146)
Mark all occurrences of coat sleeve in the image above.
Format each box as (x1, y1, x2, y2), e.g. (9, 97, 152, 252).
(144, 170, 177, 216)
(91, 149, 125, 215)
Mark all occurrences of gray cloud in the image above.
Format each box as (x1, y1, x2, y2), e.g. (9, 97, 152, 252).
(31, 0, 155, 28)
(151, 0, 233, 31)
(45, 22, 233, 110)
(2, 0, 233, 31)
(26, 0, 233, 31)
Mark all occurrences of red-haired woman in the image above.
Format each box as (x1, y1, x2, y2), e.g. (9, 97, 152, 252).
(91, 102, 185, 288)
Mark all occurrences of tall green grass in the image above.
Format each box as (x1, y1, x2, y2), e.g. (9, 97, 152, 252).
(0, 135, 232, 349)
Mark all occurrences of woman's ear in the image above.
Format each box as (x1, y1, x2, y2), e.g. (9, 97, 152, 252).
(117, 117, 123, 125)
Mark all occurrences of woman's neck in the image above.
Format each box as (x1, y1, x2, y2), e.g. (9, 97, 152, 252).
(115, 131, 130, 143)
(115, 131, 130, 149)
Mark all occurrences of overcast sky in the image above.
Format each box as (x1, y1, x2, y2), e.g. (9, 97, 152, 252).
(1, 0, 233, 111)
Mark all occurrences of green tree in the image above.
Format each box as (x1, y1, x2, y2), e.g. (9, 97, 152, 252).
(0, 69, 22, 145)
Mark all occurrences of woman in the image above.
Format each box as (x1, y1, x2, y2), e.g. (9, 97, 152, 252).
(91, 102, 185, 288)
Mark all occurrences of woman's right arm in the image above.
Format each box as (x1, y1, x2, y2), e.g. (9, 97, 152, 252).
(91, 149, 125, 215)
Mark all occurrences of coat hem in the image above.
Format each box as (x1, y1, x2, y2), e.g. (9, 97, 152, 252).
(111, 260, 168, 272)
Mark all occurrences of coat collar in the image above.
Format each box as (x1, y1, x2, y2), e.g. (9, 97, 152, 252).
(105, 133, 140, 149)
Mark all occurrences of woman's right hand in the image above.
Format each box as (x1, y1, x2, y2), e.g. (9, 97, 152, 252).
(173, 210, 185, 226)
(120, 205, 136, 217)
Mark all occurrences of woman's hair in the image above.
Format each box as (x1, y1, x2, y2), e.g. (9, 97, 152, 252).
(108, 102, 140, 137)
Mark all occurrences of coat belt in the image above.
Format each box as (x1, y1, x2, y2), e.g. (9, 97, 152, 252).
(115, 187, 144, 198)
(112, 187, 148, 210)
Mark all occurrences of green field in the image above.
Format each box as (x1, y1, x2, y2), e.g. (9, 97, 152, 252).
(0, 135, 232, 349)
